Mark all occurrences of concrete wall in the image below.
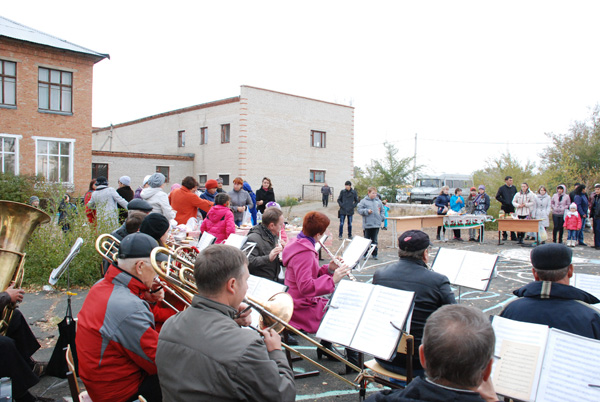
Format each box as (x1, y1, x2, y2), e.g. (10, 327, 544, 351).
(0, 38, 99, 195)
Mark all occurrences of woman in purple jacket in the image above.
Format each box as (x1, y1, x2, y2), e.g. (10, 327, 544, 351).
(281, 211, 357, 371)
(551, 184, 570, 244)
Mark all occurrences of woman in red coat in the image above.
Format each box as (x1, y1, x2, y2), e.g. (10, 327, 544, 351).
(84, 179, 97, 224)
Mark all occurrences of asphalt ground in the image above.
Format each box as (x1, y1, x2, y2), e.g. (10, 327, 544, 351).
(18, 202, 600, 401)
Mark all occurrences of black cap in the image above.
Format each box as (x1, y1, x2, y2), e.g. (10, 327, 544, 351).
(128, 198, 153, 212)
(345, 181, 352, 186)
(530, 243, 572, 271)
(140, 213, 170, 242)
(398, 230, 432, 251)
(96, 176, 108, 186)
(118, 232, 158, 259)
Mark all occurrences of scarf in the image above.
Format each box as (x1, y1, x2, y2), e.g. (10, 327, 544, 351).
(297, 231, 316, 246)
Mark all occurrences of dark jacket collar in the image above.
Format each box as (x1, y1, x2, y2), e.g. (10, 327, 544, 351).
(513, 280, 600, 304)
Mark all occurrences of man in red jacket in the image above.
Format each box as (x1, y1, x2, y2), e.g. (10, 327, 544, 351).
(76, 233, 164, 402)
(169, 176, 213, 225)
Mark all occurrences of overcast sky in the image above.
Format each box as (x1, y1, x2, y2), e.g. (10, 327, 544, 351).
(4, 1, 600, 177)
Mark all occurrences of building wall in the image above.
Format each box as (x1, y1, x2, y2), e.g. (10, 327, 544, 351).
(241, 86, 354, 198)
(0, 38, 98, 195)
(91, 87, 354, 198)
(91, 151, 194, 190)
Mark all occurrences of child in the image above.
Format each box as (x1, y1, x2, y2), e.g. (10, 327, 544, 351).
(200, 193, 236, 243)
(450, 188, 465, 240)
(382, 199, 390, 230)
(563, 203, 582, 247)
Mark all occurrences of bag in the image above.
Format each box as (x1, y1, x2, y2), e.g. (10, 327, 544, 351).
(242, 209, 252, 226)
(539, 222, 548, 242)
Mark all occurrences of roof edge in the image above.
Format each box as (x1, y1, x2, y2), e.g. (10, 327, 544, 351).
(241, 85, 354, 109)
(92, 150, 195, 161)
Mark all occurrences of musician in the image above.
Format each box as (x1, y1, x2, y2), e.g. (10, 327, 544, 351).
(372, 230, 456, 377)
(76, 233, 164, 402)
(366, 305, 500, 402)
(281, 211, 358, 371)
(500, 243, 600, 339)
(0, 285, 49, 402)
(156, 245, 296, 401)
(247, 207, 285, 282)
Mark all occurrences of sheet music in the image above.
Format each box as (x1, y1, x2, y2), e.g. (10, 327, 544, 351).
(572, 273, 600, 300)
(246, 275, 287, 302)
(350, 286, 415, 359)
(491, 316, 549, 401)
(431, 248, 464, 283)
(196, 232, 216, 251)
(453, 252, 497, 291)
(536, 329, 600, 402)
(340, 236, 372, 268)
(316, 281, 371, 346)
(493, 340, 541, 401)
(224, 234, 247, 249)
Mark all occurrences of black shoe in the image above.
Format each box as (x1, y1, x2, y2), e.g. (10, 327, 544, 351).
(285, 333, 299, 346)
(436, 235, 441, 241)
(317, 341, 338, 361)
(382, 227, 387, 230)
(518, 239, 524, 244)
(454, 237, 463, 241)
(594, 247, 600, 250)
(373, 256, 378, 260)
(342, 348, 360, 375)
(348, 235, 353, 239)
(579, 242, 588, 246)
(338, 236, 343, 240)
(502, 236, 508, 241)
(469, 238, 476, 242)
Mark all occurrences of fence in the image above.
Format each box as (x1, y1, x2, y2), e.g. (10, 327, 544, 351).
(301, 185, 335, 201)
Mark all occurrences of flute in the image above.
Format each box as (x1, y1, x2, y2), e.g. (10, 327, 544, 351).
(317, 240, 356, 281)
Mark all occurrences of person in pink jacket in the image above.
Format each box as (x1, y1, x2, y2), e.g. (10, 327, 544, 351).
(551, 184, 571, 243)
(200, 193, 236, 243)
(281, 211, 357, 371)
(564, 203, 582, 247)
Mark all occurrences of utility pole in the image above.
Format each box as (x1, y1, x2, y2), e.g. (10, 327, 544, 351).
(413, 133, 417, 185)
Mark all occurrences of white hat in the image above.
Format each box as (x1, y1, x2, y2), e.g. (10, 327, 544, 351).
(142, 175, 152, 186)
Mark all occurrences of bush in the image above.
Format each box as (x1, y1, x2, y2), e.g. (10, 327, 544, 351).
(279, 196, 299, 207)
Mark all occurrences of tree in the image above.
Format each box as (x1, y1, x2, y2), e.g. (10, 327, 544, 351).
(359, 141, 419, 200)
(541, 105, 600, 188)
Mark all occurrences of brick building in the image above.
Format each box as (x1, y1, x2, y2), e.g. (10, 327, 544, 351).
(0, 16, 107, 195)
(92, 86, 355, 199)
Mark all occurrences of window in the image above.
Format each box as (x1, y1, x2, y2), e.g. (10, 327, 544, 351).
(198, 174, 207, 185)
(221, 124, 230, 143)
(92, 163, 108, 179)
(311, 130, 326, 148)
(0, 60, 16, 107)
(156, 166, 170, 182)
(38, 67, 72, 113)
(310, 170, 326, 183)
(219, 174, 230, 186)
(34, 137, 74, 183)
(0, 134, 21, 174)
(178, 130, 185, 147)
(200, 127, 207, 145)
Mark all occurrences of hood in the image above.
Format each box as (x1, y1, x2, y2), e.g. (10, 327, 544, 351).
(513, 281, 600, 304)
(140, 187, 163, 199)
(559, 184, 567, 192)
(281, 237, 316, 266)
(207, 204, 230, 223)
(243, 182, 253, 193)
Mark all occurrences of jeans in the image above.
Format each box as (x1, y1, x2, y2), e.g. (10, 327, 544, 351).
(552, 214, 565, 243)
(567, 230, 578, 240)
(322, 194, 329, 207)
(363, 228, 379, 257)
(339, 214, 353, 237)
(578, 217, 587, 244)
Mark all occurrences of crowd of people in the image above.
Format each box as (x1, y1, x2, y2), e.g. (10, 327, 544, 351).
(4, 174, 600, 402)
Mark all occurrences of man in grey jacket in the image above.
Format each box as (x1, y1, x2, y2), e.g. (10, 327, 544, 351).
(87, 176, 129, 228)
(156, 245, 295, 402)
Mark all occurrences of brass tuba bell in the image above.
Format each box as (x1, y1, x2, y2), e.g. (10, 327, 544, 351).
(0, 201, 50, 335)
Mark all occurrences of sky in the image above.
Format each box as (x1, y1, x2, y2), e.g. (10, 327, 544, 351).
(3, 1, 600, 177)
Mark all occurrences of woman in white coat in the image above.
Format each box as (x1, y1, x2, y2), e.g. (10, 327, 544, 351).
(512, 182, 536, 244)
(140, 173, 176, 221)
(532, 185, 551, 243)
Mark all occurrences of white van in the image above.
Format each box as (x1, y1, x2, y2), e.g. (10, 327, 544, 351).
(409, 174, 473, 204)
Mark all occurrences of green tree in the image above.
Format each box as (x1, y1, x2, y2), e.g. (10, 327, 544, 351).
(541, 105, 600, 188)
(360, 141, 418, 200)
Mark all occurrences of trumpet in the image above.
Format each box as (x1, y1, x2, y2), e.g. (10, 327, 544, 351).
(317, 240, 357, 281)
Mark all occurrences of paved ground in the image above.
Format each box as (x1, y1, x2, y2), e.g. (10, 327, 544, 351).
(20, 201, 600, 401)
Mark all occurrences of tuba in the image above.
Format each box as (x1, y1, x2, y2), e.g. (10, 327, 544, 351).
(0, 201, 51, 335)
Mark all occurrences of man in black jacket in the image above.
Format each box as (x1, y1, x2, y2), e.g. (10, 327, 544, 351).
(591, 184, 600, 250)
(495, 176, 518, 241)
(247, 208, 284, 282)
(337, 181, 358, 240)
(372, 230, 456, 377)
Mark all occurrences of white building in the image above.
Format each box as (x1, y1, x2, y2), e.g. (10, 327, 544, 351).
(92, 86, 354, 198)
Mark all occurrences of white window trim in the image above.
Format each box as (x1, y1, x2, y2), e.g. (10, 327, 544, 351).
(0, 133, 22, 175)
(32, 136, 75, 184)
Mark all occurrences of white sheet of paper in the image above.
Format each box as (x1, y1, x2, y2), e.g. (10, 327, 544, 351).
(536, 329, 600, 402)
(196, 232, 216, 251)
(572, 273, 600, 300)
(341, 236, 372, 268)
(350, 286, 415, 359)
(491, 316, 549, 401)
(493, 340, 541, 402)
(246, 275, 287, 302)
(431, 247, 464, 283)
(316, 281, 371, 347)
(453, 251, 498, 291)
(224, 233, 247, 248)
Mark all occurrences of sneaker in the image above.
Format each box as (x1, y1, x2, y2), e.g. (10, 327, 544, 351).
(338, 236, 343, 240)
(373, 256, 378, 260)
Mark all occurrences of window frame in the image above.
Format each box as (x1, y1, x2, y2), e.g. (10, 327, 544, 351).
(0, 60, 17, 107)
(178, 130, 185, 147)
(311, 130, 326, 148)
(156, 166, 170, 183)
(92, 163, 109, 180)
(0, 133, 22, 174)
(32, 136, 75, 184)
(200, 127, 208, 145)
(221, 124, 230, 144)
(198, 174, 208, 185)
(38, 67, 73, 114)
(309, 169, 326, 183)
(219, 174, 230, 186)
